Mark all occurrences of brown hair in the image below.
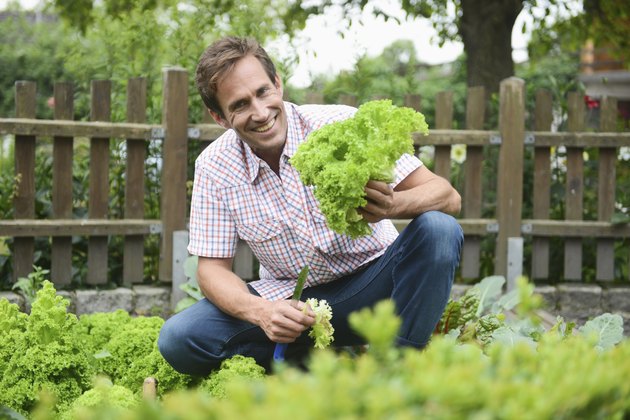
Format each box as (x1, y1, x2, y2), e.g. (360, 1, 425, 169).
(195, 36, 277, 117)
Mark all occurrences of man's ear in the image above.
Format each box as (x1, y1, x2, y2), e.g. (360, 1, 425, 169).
(208, 108, 229, 129)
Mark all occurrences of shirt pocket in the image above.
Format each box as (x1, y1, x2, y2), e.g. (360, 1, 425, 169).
(237, 219, 285, 242)
(236, 219, 290, 272)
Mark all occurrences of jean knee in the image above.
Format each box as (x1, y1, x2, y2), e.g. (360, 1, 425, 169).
(409, 211, 463, 260)
(157, 317, 182, 365)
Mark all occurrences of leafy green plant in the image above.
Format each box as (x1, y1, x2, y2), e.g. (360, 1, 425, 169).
(291, 100, 428, 238)
(11, 265, 50, 308)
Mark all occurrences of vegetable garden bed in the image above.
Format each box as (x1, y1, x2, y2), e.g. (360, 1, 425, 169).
(1, 278, 629, 420)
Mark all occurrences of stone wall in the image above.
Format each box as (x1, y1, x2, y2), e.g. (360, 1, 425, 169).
(2, 283, 629, 335)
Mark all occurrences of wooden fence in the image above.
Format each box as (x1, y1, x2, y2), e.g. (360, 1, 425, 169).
(1, 72, 630, 290)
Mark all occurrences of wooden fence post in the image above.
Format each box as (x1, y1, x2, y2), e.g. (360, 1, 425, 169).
(564, 92, 585, 280)
(434, 91, 453, 179)
(597, 96, 618, 280)
(52, 82, 74, 285)
(403, 94, 421, 112)
(123, 77, 147, 286)
(87, 80, 111, 285)
(13, 81, 37, 282)
(160, 67, 188, 282)
(495, 77, 525, 277)
(461, 86, 485, 279)
(531, 89, 553, 279)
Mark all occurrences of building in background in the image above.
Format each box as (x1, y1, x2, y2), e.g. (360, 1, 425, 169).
(579, 39, 630, 128)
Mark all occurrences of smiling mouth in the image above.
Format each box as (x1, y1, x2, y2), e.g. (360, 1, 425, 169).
(253, 118, 275, 133)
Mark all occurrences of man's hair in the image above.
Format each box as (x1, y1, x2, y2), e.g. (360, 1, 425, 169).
(195, 36, 277, 117)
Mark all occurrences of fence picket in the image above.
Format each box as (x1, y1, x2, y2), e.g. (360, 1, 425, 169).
(123, 78, 148, 285)
(461, 86, 485, 279)
(564, 92, 585, 280)
(495, 78, 525, 279)
(597, 97, 618, 280)
(434, 91, 453, 179)
(532, 89, 553, 279)
(51, 82, 74, 285)
(159, 68, 189, 282)
(13, 81, 36, 281)
(87, 80, 111, 285)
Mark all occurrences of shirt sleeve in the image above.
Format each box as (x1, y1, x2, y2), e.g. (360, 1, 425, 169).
(392, 153, 423, 186)
(187, 160, 238, 258)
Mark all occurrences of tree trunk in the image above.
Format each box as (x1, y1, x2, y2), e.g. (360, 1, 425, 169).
(460, 0, 524, 94)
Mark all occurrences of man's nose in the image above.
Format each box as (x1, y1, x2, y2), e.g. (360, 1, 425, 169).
(250, 98, 269, 121)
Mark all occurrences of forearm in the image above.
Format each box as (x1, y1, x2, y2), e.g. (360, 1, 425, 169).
(393, 177, 461, 217)
(196, 256, 315, 343)
(197, 257, 268, 325)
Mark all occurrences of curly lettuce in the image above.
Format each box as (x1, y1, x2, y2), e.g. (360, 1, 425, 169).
(291, 100, 428, 238)
(304, 298, 334, 349)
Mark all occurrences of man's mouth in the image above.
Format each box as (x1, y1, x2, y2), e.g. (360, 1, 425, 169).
(253, 118, 275, 133)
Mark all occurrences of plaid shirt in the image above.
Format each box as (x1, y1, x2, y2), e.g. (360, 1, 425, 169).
(188, 102, 422, 300)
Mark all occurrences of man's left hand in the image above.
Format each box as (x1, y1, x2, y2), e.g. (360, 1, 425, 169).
(358, 180, 395, 223)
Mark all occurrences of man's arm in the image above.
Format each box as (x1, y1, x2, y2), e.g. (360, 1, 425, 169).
(359, 165, 461, 222)
(196, 256, 314, 343)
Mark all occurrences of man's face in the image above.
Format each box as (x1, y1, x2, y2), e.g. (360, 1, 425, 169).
(210, 55, 287, 162)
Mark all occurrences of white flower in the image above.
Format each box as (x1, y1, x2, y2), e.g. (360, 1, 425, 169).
(451, 144, 466, 164)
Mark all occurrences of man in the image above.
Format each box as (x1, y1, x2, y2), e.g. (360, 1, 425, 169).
(158, 36, 463, 375)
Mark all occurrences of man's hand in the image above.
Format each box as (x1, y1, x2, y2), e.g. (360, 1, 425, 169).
(260, 299, 315, 343)
(358, 180, 395, 223)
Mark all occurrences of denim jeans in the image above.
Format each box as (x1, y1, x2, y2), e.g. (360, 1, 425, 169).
(158, 211, 463, 375)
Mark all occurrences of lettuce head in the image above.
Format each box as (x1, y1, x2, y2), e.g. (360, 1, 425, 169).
(291, 100, 428, 238)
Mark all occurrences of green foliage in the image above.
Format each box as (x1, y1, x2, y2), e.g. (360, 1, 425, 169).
(291, 100, 428, 238)
(199, 355, 266, 399)
(1, 274, 629, 419)
(61, 377, 140, 420)
(11, 265, 49, 306)
(49, 293, 630, 419)
(0, 11, 67, 119)
(322, 40, 423, 106)
(0, 281, 94, 416)
(80, 312, 192, 396)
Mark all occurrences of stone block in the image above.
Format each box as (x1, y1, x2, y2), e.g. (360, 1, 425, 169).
(534, 285, 557, 311)
(602, 287, 630, 314)
(133, 285, 171, 317)
(556, 283, 603, 324)
(75, 288, 134, 315)
(0, 291, 25, 310)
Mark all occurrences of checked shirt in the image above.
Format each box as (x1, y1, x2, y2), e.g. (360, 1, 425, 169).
(187, 102, 422, 300)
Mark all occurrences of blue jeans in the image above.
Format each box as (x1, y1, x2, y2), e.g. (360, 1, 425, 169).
(158, 211, 463, 375)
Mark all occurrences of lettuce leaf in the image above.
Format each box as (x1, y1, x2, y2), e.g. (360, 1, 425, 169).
(291, 100, 428, 238)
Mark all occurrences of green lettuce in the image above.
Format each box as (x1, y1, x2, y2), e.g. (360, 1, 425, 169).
(304, 298, 334, 349)
(291, 100, 428, 238)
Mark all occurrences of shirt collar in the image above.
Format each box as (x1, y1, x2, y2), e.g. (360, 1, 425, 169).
(240, 101, 301, 183)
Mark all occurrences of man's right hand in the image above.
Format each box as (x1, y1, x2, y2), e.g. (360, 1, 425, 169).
(260, 299, 315, 343)
(196, 256, 316, 344)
